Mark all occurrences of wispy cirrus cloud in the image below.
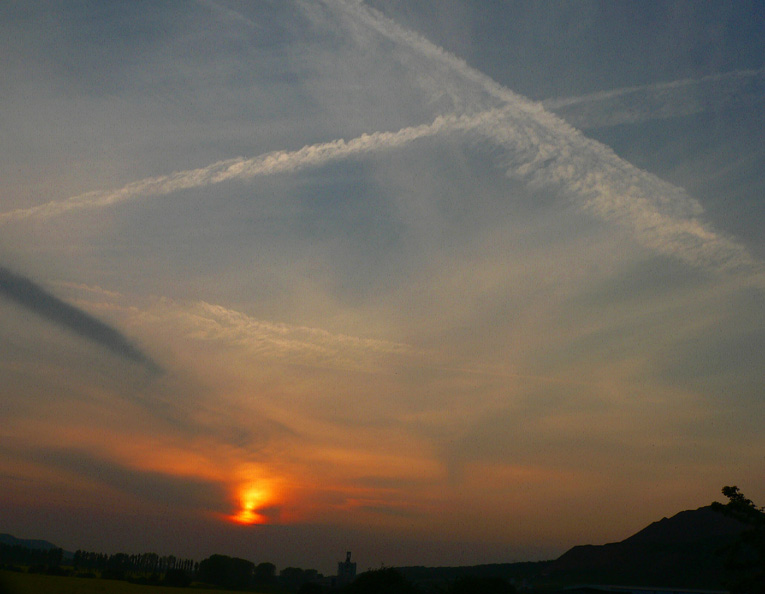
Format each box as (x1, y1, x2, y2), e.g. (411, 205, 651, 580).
(120, 297, 418, 375)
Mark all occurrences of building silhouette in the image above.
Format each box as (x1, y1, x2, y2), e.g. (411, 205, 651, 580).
(337, 551, 356, 585)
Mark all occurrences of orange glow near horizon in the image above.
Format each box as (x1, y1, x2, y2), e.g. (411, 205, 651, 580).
(229, 482, 277, 525)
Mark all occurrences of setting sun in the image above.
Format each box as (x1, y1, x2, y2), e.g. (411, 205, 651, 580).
(230, 483, 275, 525)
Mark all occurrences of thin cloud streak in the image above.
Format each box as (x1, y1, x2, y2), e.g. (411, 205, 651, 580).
(544, 69, 765, 129)
(139, 299, 419, 374)
(68, 289, 609, 392)
(0, 266, 160, 374)
(195, 0, 261, 30)
(132, 298, 596, 388)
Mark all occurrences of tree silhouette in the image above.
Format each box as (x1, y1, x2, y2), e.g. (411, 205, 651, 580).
(344, 567, 418, 594)
(281, 566, 320, 590)
(198, 554, 255, 589)
(449, 576, 516, 594)
(712, 486, 765, 594)
(255, 561, 277, 585)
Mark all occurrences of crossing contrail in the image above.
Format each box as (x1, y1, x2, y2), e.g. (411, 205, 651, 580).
(323, 0, 764, 279)
(1, 0, 761, 282)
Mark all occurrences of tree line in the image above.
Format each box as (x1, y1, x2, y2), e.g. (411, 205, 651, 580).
(0, 541, 520, 593)
(72, 549, 197, 583)
(0, 543, 63, 571)
(0, 543, 328, 591)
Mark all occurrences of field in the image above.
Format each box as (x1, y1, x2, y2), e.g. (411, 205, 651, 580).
(0, 570, 245, 594)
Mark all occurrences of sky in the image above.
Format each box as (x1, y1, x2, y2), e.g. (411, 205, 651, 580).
(0, 0, 763, 575)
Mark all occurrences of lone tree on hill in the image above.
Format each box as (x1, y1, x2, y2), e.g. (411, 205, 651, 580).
(712, 486, 765, 594)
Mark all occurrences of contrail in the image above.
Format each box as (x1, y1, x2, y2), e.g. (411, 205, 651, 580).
(0, 111, 498, 225)
(324, 0, 764, 279)
(1, 1, 761, 281)
(0, 266, 161, 373)
(543, 69, 765, 129)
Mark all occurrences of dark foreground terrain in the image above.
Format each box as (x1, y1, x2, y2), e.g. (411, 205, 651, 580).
(2, 488, 763, 594)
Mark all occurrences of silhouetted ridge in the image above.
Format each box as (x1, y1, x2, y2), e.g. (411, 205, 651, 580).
(0, 534, 60, 551)
(550, 506, 748, 588)
(622, 505, 749, 544)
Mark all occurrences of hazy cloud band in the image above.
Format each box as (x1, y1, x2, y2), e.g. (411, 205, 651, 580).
(0, 266, 160, 373)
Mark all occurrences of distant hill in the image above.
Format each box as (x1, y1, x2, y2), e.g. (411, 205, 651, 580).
(395, 506, 747, 590)
(0, 533, 74, 562)
(0, 534, 60, 551)
(622, 505, 748, 545)
(548, 505, 748, 588)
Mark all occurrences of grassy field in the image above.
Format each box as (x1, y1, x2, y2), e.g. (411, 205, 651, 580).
(0, 570, 245, 594)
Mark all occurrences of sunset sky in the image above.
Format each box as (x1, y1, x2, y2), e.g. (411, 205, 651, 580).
(1, 0, 763, 574)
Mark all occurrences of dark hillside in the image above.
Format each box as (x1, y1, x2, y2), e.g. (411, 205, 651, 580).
(622, 506, 748, 544)
(549, 506, 748, 588)
(0, 534, 59, 551)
